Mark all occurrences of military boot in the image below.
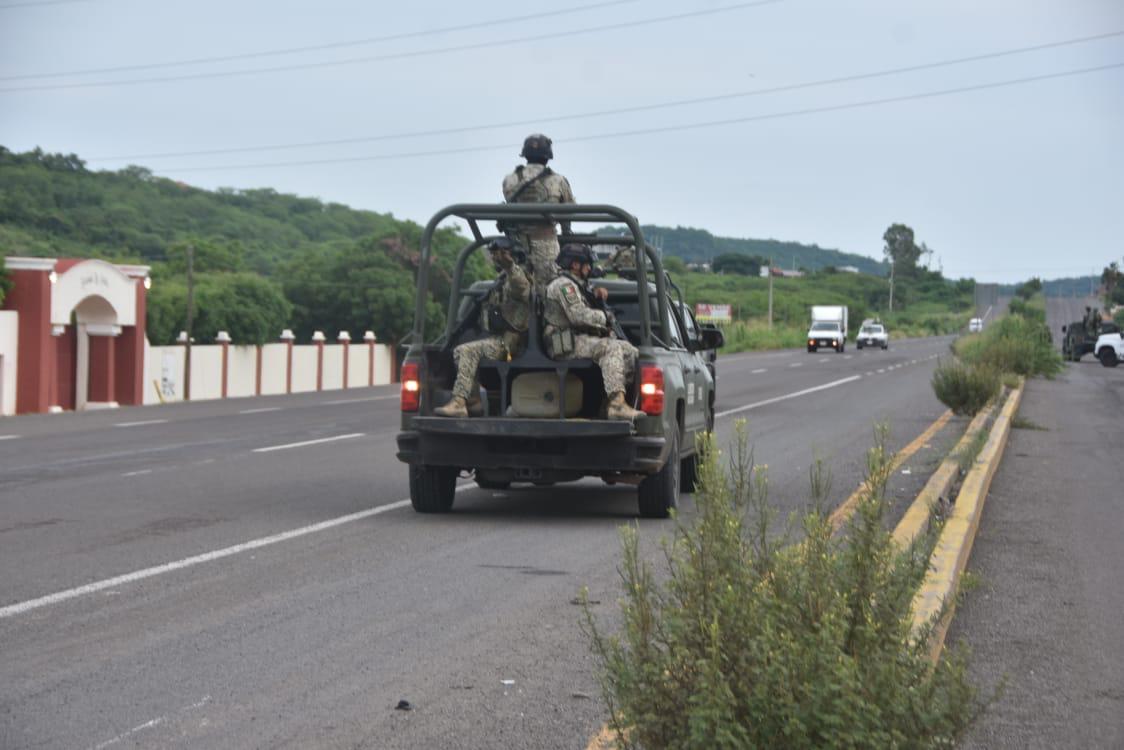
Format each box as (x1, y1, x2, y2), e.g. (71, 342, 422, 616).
(435, 395, 468, 418)
(607, 392, 644, 421)
(465, 395, 485, 417)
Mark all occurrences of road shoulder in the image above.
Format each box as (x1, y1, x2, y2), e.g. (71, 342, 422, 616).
(949, 363, 1124, 749)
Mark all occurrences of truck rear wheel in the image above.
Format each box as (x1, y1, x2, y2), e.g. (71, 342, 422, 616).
(410, 465, 457, 513)
(1099, 348, 1119, 368)
(639, 432, 680, 518)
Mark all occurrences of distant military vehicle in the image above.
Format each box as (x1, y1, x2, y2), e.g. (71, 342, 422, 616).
(1062, 307, 1120, 362)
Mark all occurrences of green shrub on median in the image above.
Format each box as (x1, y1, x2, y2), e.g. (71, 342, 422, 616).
(931, 359, 1001, 416)
(583, 424, 980, 750)
(954, 304, 1060, 379)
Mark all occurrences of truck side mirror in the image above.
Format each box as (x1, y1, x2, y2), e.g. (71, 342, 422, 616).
(696, 325, 725, 351)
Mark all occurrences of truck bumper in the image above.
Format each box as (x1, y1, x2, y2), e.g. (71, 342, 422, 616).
(396, 417, 667, 474)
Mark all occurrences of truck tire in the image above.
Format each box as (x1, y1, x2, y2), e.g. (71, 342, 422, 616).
(639, 432, 680, 518)
(409, 465, 457, 513)
(1099, 348, 1119, 368)
(680, 450, 699, 494)
(857, 342, 863, 350)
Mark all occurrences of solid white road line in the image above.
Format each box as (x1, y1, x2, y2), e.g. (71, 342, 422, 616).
(0, 435, 18, 441)
(715, 375, 862, 420)
(239, 407, 281, 414)
(113, 419, 168, 428)
(0, 484, 475, 620)
(252, 433, 365, 453)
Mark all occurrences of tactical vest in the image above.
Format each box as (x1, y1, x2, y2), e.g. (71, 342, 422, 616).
(509, 165, 554, 203)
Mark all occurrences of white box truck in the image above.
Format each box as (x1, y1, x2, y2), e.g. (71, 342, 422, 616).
(807, 305, 849, 353)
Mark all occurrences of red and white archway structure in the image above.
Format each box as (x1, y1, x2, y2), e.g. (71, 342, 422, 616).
(1, 257, 149, 415)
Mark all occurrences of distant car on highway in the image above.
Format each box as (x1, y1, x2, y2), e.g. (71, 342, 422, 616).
(969, 317, 984, 333)
(856, 321, 888, 350)
(1095, 331, 1122, 368)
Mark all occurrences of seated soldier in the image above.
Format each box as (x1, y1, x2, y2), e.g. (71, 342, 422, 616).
(544, 243, 643, 421)
(435, 238, 531, 418)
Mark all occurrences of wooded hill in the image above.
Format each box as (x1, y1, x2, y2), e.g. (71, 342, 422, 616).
(1, 146, 916, 345)
(599, 224, 888, 275)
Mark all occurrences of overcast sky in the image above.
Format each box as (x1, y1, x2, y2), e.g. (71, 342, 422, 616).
(2, 0, 1121, 282)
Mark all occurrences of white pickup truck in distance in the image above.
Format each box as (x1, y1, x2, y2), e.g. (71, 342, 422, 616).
(856, 322, 888, 350)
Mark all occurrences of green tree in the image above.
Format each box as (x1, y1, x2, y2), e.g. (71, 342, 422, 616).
(662, 255, 687, 275)
(882, 223, 922, 276)
(0, 256, 11, 305)
(146, 272, 291, 345)
(1102, 262, 1120, 306)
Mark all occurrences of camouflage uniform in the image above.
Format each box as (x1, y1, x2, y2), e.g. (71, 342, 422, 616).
(544, 271, 638, 396)
(450, 263, 531, 400)
(502, 163, 576, 295)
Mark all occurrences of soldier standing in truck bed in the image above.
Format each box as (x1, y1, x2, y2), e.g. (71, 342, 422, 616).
(435, 238, 531, 418)
(544, 243, 643, 421)
(502, 133, 575, 296)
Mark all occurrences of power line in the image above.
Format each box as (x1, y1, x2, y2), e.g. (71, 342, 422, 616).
(154, 61, 1124, 173)
(0, 0, 640, 80)
(0, 0, 783, 93)
(89, 29, 1124, 162)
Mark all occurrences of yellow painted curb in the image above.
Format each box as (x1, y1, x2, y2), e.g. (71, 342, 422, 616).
(891, 403, 996, 550)
(828, 409, 952, 534)
(909, 381, 1024, 664)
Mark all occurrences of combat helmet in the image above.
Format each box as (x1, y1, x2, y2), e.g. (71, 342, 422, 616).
(557, 242, 595, 269)
(520, 133, 553, 164)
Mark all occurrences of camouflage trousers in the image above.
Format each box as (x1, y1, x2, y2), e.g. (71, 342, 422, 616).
(557, 334, 639, 395)
(451, 337, 505, 400)
(526, 236, 560, 296)
(451, 334, 522, 399)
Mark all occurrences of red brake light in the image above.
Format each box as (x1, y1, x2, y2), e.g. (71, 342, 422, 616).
(401, 362, 420, 412)
(638, 364, 664, 416)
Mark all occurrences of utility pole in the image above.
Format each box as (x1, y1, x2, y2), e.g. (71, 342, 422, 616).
(888, 258, 895, 313)
(184, 244, 195, 401)
(767, 256, 774, 329)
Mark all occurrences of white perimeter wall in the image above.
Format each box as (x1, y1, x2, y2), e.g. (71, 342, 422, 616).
(321, 344, 344, 390)
(189, 346, 223, 401)
(141, 340, 392, 405)
(347, 344, 369, 387)
(260, 344, 288, 395)
(227, 346, 257, 398)
(0, 310, 18, 417)
(290, 346, 317, 393)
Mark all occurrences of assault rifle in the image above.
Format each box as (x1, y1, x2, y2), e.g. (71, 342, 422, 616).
(443, 275, 504, 351)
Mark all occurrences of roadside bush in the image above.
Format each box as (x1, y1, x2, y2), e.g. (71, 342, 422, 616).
(584, 425, 980, 749)
(955, 315, 1061, 378)
(931, 358, 1001, 416)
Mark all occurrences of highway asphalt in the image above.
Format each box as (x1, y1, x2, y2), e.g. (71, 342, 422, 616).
(1, 335, 957, 749)
(951, 296, 1123, 749)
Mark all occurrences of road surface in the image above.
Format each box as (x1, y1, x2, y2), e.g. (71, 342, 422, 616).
(2, 336, 957, 749)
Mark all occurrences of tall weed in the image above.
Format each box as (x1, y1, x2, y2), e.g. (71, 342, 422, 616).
(583, 424, 980, 749)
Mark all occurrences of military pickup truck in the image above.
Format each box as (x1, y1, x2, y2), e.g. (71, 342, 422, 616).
(396, 204, 724, 518)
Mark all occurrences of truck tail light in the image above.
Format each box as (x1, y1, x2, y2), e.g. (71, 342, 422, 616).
(401, 362, 420, 412)
(638, 364, 664, 416)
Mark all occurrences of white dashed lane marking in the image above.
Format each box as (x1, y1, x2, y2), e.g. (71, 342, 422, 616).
(253, 433, 365, 453)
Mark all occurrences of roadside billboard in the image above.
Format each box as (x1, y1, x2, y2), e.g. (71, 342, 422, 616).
(695, 303, 732, 323)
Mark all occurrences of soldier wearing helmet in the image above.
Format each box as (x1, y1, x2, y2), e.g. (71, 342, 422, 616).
(435, 238, 531, 418)
(543, 244, 643, 421)
(502, 133, 576, 296)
